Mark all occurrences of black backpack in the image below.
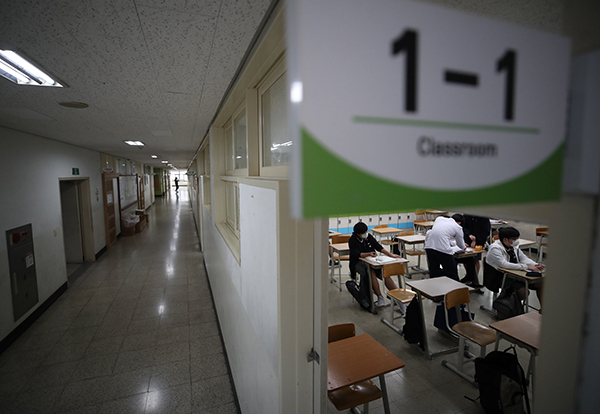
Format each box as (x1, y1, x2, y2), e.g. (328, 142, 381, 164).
(402, 297, 424, 349)
(474, 347, 531, 414)
(345, 269, 372, 311)
(492, 290, 524, 320)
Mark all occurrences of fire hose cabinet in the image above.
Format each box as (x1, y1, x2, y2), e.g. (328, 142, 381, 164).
(6, 224, 39, 321)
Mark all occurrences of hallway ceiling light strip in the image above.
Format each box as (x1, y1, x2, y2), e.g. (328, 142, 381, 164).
(0, 50, 64, 87)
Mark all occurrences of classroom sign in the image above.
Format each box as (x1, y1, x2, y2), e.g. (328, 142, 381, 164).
(287, 0, 570, 218)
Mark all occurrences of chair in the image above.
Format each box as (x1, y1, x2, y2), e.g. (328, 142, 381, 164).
(399, 231, 427, 277)
(535, 227, 549, 262)
(330, 235, 351, 291)
(441, 288, 497, 386)
(375, 224, 399, 252)
(328, 324, 383, 412)
(381, 262, 416, 332)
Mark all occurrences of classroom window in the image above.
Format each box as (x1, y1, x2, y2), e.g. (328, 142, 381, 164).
(234, 109, 248, 170)
(261, 71, 290, 168)
(225, 181, 240, 236)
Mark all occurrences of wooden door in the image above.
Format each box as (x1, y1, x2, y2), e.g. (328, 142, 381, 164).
(102, 173, 120, 250)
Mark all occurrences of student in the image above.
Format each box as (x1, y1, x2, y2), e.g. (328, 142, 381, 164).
(349, 222, 402, 307)
(424, 214, 470, 281)
(174, 177, 179, 192)
(485, 226, 544, 305)
(462, 214, 491, 274)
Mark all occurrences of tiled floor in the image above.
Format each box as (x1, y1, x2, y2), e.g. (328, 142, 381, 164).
(0, 188, 238, 414)
(327, 249, 539, 413)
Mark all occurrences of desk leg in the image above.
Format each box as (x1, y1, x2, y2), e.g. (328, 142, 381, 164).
(379, 374, 391, 414)
(367, 263, 377, 314)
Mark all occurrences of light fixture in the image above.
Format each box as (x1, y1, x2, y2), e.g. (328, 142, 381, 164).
(290, 81, 303, 103)
(124, 141, 145, 146)
(0, 50, 64, 87)
(150, 155, 158, 158)
(161, 160, 168, 164)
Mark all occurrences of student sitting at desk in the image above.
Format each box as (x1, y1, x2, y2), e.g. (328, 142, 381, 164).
(485, 226, 545, 305)
(349, 222, 402, 307)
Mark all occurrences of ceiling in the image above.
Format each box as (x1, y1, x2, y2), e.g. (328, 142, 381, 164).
(0, 0, 275, 169)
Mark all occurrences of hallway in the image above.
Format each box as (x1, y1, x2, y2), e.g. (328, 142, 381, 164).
(0, 188, 238, 414)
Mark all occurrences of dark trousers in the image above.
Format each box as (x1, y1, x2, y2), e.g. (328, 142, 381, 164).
(425, 249, 458, 281)
(455, 256, 479, 284)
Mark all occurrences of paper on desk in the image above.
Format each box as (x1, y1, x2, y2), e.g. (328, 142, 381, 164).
(374, 256, 396, 263)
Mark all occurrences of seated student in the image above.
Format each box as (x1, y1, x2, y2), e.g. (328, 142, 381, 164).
(425, 214, 474, 282)
(349, 222, 402, 307)
(485, 226, 545, 305)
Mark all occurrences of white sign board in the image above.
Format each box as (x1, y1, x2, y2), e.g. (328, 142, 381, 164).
(287, 0, 570, 218)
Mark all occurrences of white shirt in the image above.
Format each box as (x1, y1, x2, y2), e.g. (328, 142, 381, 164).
(486, 239, 536, 271)
(424, 216, 466, 255)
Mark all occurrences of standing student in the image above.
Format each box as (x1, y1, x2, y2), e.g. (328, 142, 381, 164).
(349, 222, 402, 307)
(174, 177, 179, 192)
(424, 214, 473, 281)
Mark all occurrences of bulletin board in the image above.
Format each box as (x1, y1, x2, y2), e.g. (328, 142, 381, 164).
(119, 175, 138, 211)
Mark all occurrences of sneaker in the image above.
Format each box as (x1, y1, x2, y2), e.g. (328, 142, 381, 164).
(376, 296, 389, 307)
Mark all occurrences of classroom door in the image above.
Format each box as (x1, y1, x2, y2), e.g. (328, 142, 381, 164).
(59, 180, 84, 263)
(102, 173, 119, 250)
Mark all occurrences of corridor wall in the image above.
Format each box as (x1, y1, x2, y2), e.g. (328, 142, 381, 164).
(0, 126, 105, 344)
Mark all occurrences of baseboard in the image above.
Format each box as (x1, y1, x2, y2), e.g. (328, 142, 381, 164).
(95, 246, 107, 260)
(0, 282, 68, 355)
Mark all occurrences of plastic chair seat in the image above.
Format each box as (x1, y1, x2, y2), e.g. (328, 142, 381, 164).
(327, 380, 383, 411)
(452, 321, 497, 347)
(387, 288, 416, 304)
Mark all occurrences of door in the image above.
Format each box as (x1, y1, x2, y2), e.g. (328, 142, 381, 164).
(60, 181, 84, 263)
(138, 174, 145, 210)
(102, 173, 120, 250)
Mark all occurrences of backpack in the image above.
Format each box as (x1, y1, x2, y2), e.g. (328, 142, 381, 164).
(474, 347, 531, 414)
(402, 297, 424, 349)
(492, 290, 524, 320)
(345, 269, 372, 311)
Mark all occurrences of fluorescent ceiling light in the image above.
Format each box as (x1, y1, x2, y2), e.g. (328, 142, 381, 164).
(161, 160, 169, 163)
(150, 155, 158, 158)
(124, 140, 145, 146)
(0, 50, 63, 87)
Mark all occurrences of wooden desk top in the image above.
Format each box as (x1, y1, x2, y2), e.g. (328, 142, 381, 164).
(329, 231, 342, 237)
(406, 276, 470, 300)
(490, 219, 509, 226)
(518, 238, 536, 248)
(330, 243, 350, 252)
(490, 312, 541, 350)
(371, 227, 404, 235)
(360, 256, 409, 268)
(498, 267, 545, 281)
(397, 234, 426, 243)
(537, 229, 549, 236)
(414, 220, 434, 228)
(328, 334, 405, 391)
(425, 209, 447, 214)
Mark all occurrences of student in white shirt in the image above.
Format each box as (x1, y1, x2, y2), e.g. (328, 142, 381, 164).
(485, 226, 545, 305)
(424, 214, 466, 281)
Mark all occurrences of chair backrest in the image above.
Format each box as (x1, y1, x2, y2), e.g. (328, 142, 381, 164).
(536, 227, 549, 236)
(332, 235, 351, 244)
(328, 323, 355, 343)
(445, 287, 471, 310)
(374, 224, 388, 229)
(383, 262, 405, 278)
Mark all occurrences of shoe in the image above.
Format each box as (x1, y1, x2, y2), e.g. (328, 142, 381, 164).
(376, 296, 389, 307)
(470, 283, 484, 288)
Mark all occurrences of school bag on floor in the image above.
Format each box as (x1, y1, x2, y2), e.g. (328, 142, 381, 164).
(474, 347, 530, 414)
(345, 270, 372, 311)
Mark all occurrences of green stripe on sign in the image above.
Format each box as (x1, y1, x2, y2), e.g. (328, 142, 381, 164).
(301, 127, 563, 218)
(353, 116, 540, 134)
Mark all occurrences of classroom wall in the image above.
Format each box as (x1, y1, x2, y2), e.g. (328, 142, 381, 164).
(0, 126, 105, 343)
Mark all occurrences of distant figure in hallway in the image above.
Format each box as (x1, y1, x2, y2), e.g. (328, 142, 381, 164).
(174, 177, 179, 192)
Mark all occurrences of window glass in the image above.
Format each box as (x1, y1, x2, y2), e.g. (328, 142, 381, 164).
(262, 72, 290, 167)
(234, 109, 247, 170)
(226, 182, 239, 233)
(225, 125, 234, 171)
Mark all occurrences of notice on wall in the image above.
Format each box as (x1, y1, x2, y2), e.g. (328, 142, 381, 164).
(287, 0, 570, 218)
